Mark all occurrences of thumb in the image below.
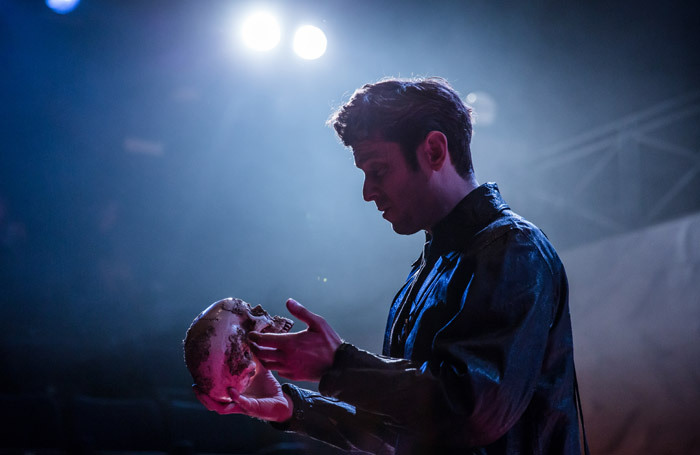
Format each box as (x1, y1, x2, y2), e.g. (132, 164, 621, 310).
(286, 298, 324, 330)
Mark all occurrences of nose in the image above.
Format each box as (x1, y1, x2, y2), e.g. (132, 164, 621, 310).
(362, 177, 378, 202)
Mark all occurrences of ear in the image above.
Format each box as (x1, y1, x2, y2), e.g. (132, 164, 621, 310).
(421, 131, 449, 171)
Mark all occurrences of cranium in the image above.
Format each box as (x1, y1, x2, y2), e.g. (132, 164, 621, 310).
(184, 297, 293, 402)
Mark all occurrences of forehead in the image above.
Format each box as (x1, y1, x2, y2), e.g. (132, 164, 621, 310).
(352, 140, 402, 167)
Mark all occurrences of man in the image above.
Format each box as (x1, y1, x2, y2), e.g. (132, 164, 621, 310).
(195, 77, 583, 454)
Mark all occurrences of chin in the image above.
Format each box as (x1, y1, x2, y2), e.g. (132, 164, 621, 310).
(390, 222, 421, 236)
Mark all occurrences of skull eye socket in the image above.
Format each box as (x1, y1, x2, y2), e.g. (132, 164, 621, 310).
(250, 305, 266, 317)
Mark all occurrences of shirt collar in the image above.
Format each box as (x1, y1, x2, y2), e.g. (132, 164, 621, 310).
(426, 182, 510, 257)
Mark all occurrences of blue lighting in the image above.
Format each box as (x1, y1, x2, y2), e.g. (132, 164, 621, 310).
(46, 0, 80, 14)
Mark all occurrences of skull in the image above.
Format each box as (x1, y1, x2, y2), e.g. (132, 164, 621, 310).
(183, 297, 293, 402)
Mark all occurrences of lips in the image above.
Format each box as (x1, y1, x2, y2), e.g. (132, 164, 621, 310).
(375, 202, 391, 220)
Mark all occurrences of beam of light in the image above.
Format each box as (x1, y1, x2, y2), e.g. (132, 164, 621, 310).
(241, 12, 281, 52)
(46, 0, 80, 14)
(123, 137, 165, 157)
(293, 25, 327, 60)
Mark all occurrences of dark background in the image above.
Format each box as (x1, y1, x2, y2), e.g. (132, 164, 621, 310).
(1, 0, 698, 453)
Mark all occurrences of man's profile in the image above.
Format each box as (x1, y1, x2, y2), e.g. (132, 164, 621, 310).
(195, 77, 584, 455)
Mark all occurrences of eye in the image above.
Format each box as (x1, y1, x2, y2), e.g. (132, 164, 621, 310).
(250, 305, 266, 317)
(368, 166, 387, 179)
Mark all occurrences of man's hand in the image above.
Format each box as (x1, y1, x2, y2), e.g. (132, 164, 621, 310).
(193, 364, 293, 422)
(248, 298, 343, 382)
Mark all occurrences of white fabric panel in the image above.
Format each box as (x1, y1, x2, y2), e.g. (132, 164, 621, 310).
(563, 212, 700, 454)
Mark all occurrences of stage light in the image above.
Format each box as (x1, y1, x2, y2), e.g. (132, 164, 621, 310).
(241, 12, 281, 52)
(46, 0, 80, 14)
(466, 91, 497, 126)
(293, 25, 327, 60)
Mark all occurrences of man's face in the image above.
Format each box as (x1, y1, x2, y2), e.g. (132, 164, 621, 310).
(353, 139, 432, 235)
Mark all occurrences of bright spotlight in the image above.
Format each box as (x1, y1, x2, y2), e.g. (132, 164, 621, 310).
(293, 25, 327, 60)
(241, 12, 281, 52)
(46, 0, 80, 14)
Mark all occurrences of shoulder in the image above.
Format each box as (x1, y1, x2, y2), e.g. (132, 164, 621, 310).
(470, 212, 563, 277)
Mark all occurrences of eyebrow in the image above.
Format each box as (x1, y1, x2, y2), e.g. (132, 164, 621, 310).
(353, 149, 378, 167)
(354, 157, 380, 169)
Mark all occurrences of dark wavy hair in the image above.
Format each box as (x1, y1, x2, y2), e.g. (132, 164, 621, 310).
(328, 77, 474, 176)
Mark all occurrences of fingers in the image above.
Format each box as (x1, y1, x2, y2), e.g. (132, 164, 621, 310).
(247, 338, 289, 372)
(247, 331, 286, 349)
(193, 386, 258, 416)
(247, 299, 326, 349)
(192, 380, 291, 422)
(257, 359, 285, 372)
(249, 341, 286, 363)
(270, 368, 300, 381)
(245, 345, 290, 378)
(229, 389, 272, 417)
(193, 386, 241, 415)
(226, 388, 254, 413)
(286, 298, 325, 330)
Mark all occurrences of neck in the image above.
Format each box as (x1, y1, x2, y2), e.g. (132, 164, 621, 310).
(425, 173, 479, 234)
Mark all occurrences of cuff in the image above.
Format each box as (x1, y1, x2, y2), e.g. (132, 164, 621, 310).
(269, 383, 308, 432)
(319, 342, 359, 397)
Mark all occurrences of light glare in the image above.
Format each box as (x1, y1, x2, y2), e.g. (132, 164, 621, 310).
(46, 0, 80, 14)
(241, 12, 281, 52)
(293, 25, 327, 60)
(466, 91, 497, 126)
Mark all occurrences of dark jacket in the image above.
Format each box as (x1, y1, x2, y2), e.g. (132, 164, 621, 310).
(278, 183, 581, 454)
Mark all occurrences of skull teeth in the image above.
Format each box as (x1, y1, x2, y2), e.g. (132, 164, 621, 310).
(280, 319, 293, 333)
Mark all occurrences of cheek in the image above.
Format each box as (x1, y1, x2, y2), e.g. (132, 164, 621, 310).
(384, 176, 410, 199)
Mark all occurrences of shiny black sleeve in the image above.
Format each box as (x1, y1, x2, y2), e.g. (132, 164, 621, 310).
(271, 383, 397, 454)
(317, 228, 561, 448)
